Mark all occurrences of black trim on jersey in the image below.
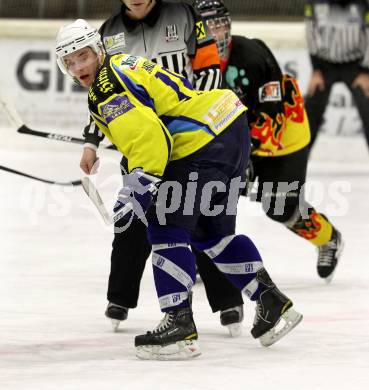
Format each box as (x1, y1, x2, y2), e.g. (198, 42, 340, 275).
(195, 40, 217, 50)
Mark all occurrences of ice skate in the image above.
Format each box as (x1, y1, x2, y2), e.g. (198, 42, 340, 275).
(220, 305, 244, 337)
(317, 228, 343, 283)
(251, 269, 302, 347)
(135, 307, 201, 360)
(105, 303, 128, 332)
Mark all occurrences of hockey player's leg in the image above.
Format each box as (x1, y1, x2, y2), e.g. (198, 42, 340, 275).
(194, 248, 244, 337)
(134, 225, 200, 360)
(350, 82, 369, 150)
(304, 74, 333, 151)
(257, 149, 343, 283)
(106, 218, 151, 331)
(282, 205, 344, 283)
(192, 234, 303, 347)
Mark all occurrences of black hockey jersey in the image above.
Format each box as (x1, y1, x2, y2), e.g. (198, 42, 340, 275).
(222, 36, 310, 156)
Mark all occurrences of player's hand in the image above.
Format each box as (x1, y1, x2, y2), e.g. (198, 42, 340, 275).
(307, 70, 325, 96)
(80, 147, 99, 175)
(352, 73, 369, 98)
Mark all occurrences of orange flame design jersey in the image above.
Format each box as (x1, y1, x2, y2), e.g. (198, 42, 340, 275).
(251, 75, 310, 157)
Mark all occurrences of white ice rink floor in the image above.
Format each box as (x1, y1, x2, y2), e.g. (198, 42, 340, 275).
(1, 132, 369, 390)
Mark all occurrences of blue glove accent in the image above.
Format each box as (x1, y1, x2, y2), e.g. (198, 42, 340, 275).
(114, 168, 161, 223)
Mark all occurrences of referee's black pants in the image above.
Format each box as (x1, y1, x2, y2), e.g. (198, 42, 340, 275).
(305, 61, 369, 150)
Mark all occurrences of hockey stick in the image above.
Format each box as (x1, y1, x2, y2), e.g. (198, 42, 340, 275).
(0, 96, 116, 149)
(0, 164, 81, 186)
(81, 176, 132, 225)
(17, 124, 116, 150)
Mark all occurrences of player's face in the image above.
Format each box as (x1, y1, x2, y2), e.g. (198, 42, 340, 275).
(122, 0, 156, 20)
(206, 17, 231, 60)
(63, 47, 100, 88)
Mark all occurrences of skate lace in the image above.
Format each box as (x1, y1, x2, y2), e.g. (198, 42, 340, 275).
(253, 302, 262, 326)
(152, 312, 174, 333)
(318, 239, 338, 267)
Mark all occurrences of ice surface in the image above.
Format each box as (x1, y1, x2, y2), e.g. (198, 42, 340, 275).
(0, 132, 368, 390)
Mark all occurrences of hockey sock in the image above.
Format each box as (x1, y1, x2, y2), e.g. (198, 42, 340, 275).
(148, 225, 196, 312)
(192, 234, 267, 301)
(285, 206, 333, 247)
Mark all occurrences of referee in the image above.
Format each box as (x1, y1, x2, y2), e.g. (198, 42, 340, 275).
(304, 0, 369, 150)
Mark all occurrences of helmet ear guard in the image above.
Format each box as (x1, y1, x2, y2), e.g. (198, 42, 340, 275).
(55, 19, 103, 75)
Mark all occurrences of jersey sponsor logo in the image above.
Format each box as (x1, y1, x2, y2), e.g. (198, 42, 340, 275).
(204, 91, 245, 131)
(142, 60, 156, 74)
(258, 81, 282, 103)
(120, 55, 139, 70)
(196, 21, 206, 41)
(101, 95, 135, 123)
(96, 67, 114, 93)
(165, 24, 179, 42)
(103, 32, 126, 55)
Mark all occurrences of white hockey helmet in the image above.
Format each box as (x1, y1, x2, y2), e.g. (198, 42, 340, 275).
(56, 19, 103, 75)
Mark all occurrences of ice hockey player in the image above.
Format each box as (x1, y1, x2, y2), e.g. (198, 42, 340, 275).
(195, 0, 344, 283)
(56, 19, 303, 360)
(80, 0, 244, 335)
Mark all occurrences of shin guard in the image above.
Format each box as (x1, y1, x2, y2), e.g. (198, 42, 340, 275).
(148, 225, 196, 312)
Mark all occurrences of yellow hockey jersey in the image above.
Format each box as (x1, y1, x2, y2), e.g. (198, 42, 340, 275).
(88, 54, 246, 176)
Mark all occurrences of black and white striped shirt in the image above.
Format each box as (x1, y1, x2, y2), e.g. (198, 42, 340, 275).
(305, 0, 369, 69)
(84, 0, 221, 148)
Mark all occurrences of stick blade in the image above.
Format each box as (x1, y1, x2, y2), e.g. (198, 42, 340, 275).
(81, 177, 112, 225)
(0, 95, 24, 129)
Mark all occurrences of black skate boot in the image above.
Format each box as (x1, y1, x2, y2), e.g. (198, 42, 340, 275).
(251, 269, 303, 347)
(135, 307, 200, 360)
(105, 303, 128, 332)
(220, 305, 244, 337)
(317, 228, 343, 283)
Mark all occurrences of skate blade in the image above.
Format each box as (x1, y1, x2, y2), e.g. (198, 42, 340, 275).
(323, 239, 345, 284)
(111, 319, 120, 332)
(227, 323, 243, 338)
(259, 308, 303, 347)
(136, 339, 201, 361)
